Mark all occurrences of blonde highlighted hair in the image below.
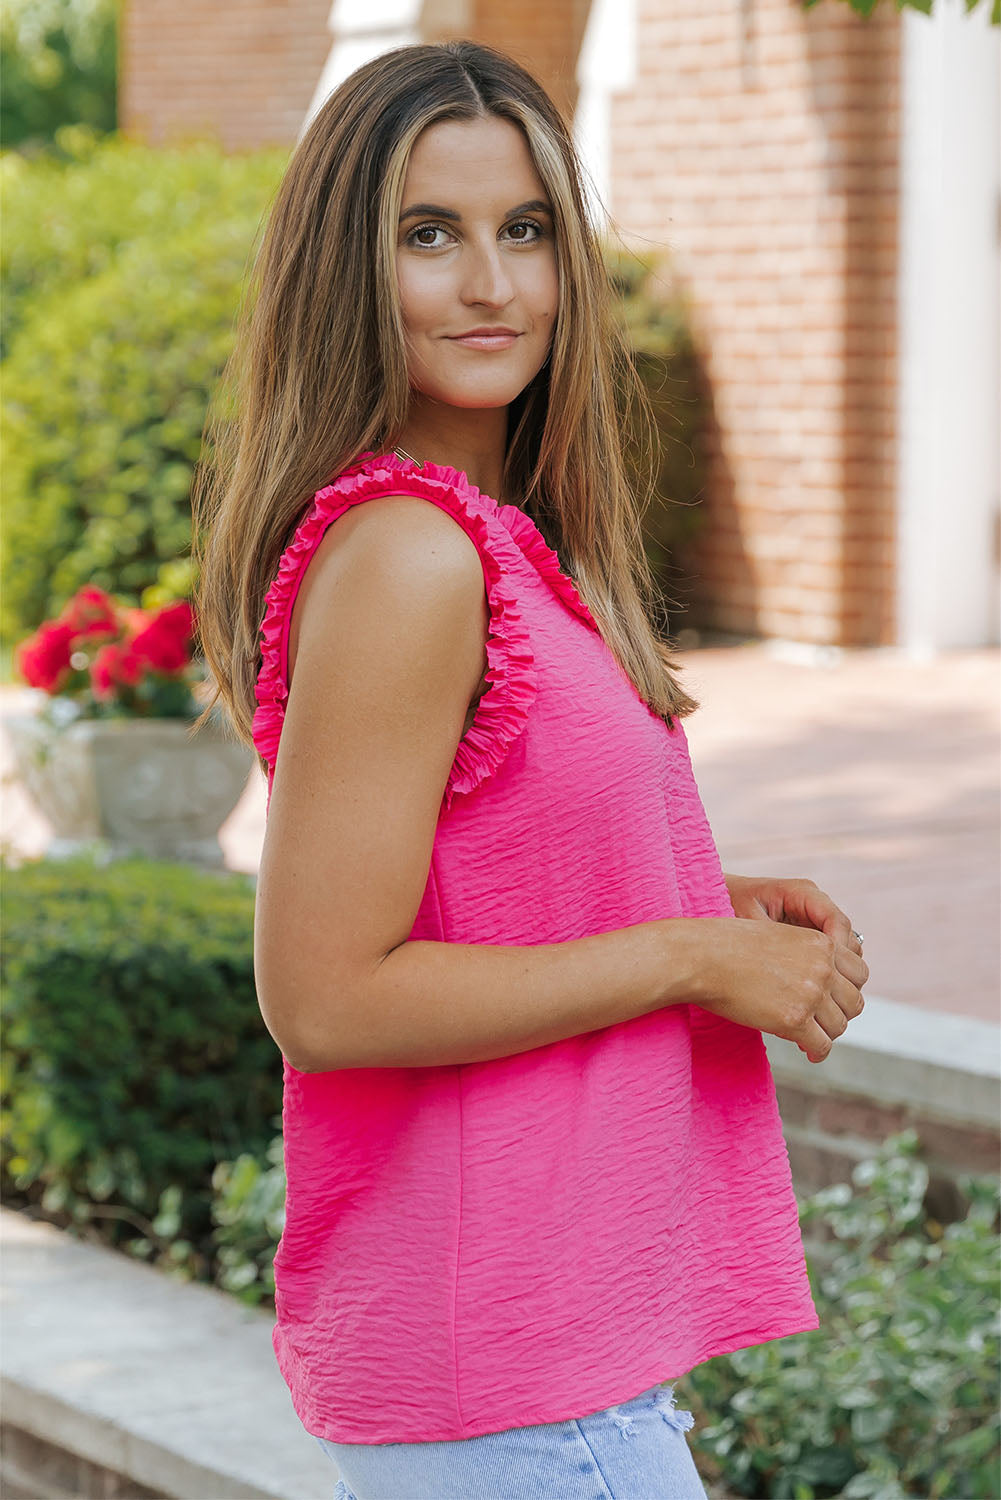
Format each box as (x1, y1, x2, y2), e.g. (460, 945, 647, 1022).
(190, 38, 699, 767)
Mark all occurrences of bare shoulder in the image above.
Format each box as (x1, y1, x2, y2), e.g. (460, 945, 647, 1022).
(287, 494, 487, 691)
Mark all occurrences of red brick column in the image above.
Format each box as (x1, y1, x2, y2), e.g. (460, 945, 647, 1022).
(611, 0, 901, 645)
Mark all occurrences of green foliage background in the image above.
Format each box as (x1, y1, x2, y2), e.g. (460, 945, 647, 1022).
(0, 133, 289, 645)
(0, 853, 280, 1264)
(1, 0, 118, 152)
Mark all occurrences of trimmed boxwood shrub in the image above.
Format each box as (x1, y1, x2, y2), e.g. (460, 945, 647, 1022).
(2, 222, 244, 639)
(0, 851, 280, 1270)
(0, 0, 117, 160)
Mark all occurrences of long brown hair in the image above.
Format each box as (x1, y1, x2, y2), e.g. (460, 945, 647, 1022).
(190, 38, 699, 770)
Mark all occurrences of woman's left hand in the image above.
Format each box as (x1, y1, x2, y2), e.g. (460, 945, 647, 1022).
(722, 873, 864, 956)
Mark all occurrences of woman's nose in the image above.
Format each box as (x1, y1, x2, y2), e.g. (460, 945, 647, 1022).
(460, 242, 515, 306)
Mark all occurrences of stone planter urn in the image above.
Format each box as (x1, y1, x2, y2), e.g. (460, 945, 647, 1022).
(4, 703, 257, 867)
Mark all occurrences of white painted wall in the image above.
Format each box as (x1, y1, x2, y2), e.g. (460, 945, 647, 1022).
(299, 0, 425, 144)
(574, 0, 636, 236)
(897, 0, 1001, 652)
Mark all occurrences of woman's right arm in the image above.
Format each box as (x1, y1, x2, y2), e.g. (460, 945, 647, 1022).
(253, 496, 867, 1074)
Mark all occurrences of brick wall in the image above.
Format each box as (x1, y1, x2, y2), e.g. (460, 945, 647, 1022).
(612, 0, 900, 645)
(118, 0, 331, 151)
(775, 1079, 1000, 1224)
(119, 0, 589, 154)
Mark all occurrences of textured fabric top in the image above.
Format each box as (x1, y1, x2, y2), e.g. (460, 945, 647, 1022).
(252, 449, 819, 1444)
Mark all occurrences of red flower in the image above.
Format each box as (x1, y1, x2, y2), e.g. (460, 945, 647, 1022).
(155, 599, 196, 647)
(14, 621, 76, 693)
(90, 641, 146, 701)
(129, 601, 195, 676)
(15, 589, 197, 709)
(58, 585, 121, 640)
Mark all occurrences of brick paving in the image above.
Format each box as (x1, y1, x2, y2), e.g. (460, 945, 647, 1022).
(2, 640, 998, 1025)
(678, 642, 1000, 1026)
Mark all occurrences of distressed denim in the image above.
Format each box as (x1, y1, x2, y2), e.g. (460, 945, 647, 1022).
(310, 1381, 707, 1499)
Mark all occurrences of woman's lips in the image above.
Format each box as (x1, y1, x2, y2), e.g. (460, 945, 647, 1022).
(448, 332, 521, 349)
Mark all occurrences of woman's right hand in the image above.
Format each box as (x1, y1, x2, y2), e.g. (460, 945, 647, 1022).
(695, 918, 869, 1062)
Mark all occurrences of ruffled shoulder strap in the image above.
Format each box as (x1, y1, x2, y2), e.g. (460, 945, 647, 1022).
(252, 451, 536, 813)
(492, 501, 602, 636)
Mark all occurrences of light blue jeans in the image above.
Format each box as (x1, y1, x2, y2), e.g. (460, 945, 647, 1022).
(311, 1381, 708, 1499)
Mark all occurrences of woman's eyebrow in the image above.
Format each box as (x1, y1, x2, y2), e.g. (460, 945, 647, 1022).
(398, 198, 554, 224)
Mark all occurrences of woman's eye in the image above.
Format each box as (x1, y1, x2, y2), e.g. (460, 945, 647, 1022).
(408, 223, 451, 249)
(406, 219, 545, 249)
(506, 219, 544, 243)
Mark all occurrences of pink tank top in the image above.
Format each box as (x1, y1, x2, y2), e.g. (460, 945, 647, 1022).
(252, 449, 818, 1443)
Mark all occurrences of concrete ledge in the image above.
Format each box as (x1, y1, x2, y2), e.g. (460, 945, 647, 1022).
(0, 1420, 167, 1499)
(765, 993, 1000, 1202)
(764, 992, 1000, 1130)
(0, 1210, 336, 1500)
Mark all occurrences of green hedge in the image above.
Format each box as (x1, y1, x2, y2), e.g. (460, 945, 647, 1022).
(0, 851, 280, 1270)
(0, 1, 117, 158)
(1, 130, 287, 360)
(0, 133, 288, 645)
(3, 221, 243, 638)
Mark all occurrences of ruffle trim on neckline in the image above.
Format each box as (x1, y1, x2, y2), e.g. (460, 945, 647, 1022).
(345, 453, 602, 637)
(492, 501, 601, 636)
(252, 453, 537, 812)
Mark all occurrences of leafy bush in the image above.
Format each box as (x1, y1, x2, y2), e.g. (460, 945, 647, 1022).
(0, 850, 281, 1273)
(3, 221, 240, 642)
(676, 1131, 1001, 1500)
(604, 242, 708, 593)
(0, 133, 288, 643)
(1, 130, 286, 360)
(1, 0, 117, 156)
(209, 1133, 286, 1306)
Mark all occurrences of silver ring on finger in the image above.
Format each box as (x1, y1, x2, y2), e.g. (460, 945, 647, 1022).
(851, 928, 864, 945)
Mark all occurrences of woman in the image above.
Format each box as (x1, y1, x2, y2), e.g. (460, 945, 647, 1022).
(191, 38, 868, 1500)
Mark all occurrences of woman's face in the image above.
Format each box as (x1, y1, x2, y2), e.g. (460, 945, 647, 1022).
(395, 115, 559, 411)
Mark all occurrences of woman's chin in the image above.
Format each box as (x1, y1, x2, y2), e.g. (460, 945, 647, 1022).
(416, 376, 541, 410)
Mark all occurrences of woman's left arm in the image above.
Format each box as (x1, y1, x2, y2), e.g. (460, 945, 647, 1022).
(722, 873, 863, 954)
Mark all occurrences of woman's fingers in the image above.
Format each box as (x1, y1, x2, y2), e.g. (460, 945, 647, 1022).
(799, 1016, 837, 1063)
(795, 955, 868, 1062)
(816, 989, 853, 1041)
(802, 974, 866, 1063)
(831, 967, 866, 1021)
(835, 942, 869, 993)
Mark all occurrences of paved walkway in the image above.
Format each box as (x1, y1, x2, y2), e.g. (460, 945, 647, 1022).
(679, 642, 999, 1025)
(2, 640, 998, 1024)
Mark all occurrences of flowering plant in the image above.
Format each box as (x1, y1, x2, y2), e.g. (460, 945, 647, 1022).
(14, 585, 204, 725)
